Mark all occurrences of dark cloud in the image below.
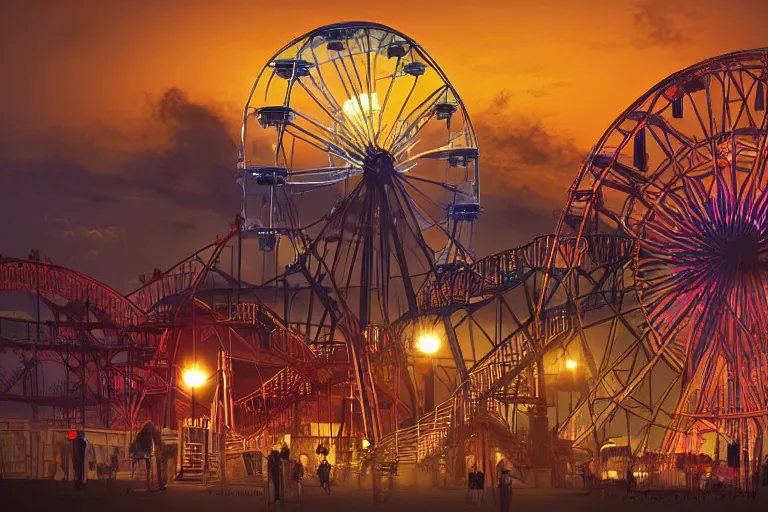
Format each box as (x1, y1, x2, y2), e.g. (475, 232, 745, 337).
(464, 91, 587, 256)
(0, 87, 584, 291)
(474, 92, 584, 206)
(526, 81, 571, 98)
(0, 88, 241, 291)
(632, 1, 692, 49)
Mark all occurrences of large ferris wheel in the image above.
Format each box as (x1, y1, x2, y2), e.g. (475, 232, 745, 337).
(542, 49, 768, 471)
(238, 21, 479, 259)
(237, 22, 481, 442)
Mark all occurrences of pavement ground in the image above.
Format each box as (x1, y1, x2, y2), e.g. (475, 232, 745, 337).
(2, 477, 767, 512)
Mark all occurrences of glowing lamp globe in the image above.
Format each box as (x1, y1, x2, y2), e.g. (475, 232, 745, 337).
(183, 368, 206, 388)
(416, 333, 440, 354)
(566, 360, 577, 370)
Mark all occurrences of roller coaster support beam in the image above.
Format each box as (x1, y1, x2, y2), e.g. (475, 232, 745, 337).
(441, 312, 469, 392)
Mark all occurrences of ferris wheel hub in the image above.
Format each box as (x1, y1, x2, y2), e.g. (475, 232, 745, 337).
(719, 230, 765, 275)
(363, 149, 396, 179)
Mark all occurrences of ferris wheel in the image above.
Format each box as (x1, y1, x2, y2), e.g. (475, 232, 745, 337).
(238, 22, 480, 267)
(237, 22, 482, 442)
(545, 49, 768, 462)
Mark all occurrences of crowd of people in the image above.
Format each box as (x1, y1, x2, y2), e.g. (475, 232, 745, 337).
(264, 442, 334, 504)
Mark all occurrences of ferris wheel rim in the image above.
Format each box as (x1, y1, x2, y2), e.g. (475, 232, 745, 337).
(555, 47, 768, 239)
(239, 20, 479, 166)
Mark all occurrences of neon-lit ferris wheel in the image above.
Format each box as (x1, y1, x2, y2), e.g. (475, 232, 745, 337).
(544, 49, 768, 470)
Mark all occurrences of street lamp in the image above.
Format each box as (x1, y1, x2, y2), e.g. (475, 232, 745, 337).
(416, 332, 440, 354)
(183, 367, 207, 419)
(564, 359, 577, 438)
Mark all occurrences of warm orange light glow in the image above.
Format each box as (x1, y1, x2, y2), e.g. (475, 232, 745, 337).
(566, 359, 577, 370)
(416, 332, 440, 354)
(362, 439, 371, 449)
(183, 368, 206, 388)
(342, 93, 380, 134)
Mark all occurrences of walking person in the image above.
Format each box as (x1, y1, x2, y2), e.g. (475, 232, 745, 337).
(467, 465, 485, 509)
(499, 468, 513, 512)
(316, 444, 332, 495)
(267, 449, 282, 504)
(318, 459, 332, 494)
(291, 459, 304, 502)
(72, 432, 87, 490)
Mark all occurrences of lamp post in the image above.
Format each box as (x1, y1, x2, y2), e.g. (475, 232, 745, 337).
(566, 360, 577, 439)
(183, 367, 206, 419)
(415, 332, 440, 414)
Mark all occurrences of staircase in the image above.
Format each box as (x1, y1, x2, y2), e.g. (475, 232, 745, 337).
(0, 357, 38, 393)
(375, 312, 574, 465)
(235, 365, 314, 438)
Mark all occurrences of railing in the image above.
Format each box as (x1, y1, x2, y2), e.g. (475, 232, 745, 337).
(235, 366, 314, 437)
(232, 301, 332, 367)
(416, 235, 634, 312)
(0, 357, 38, 393)
(0, 259, 146, 327)
(376, 312, 574, 465)
(130, 262, 200, 315)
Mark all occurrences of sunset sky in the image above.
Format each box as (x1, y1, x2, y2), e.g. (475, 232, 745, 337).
(2, 0, 767, 291)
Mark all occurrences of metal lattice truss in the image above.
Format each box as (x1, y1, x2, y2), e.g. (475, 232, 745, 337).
(4, 25, 766, 478)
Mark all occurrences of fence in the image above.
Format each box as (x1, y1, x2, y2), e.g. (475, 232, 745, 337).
(0, 418, 133, 480)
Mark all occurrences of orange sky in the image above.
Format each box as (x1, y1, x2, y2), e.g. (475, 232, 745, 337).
(4, 1, 768, 142)
(1, 0, 767, 288)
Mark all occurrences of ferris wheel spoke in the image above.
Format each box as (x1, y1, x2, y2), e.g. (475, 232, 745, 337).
(725, 69, 759, 129)
(287, 165, 362, 182)
(399, 173, 460, 196)
(295, 79, 361, 144)
(342, 37, 367, 94)
(387, 85, 449, 152)
(383, 78, 419, 147)
(375, 63, 402, 143)
(395, 147, 478, 172)
(306, 49, 379, 148)
(307, 45, 344, 112)
(284, 121, 365, 165)
(392, 177, 455, 251)
(396, 177, 456, 235)
(294, 109, 368, 157)
(333, 58, 373, 140)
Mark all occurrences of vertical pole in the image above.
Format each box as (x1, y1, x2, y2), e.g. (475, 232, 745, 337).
(66, 330, 71, 429)
(218, 347, 227, 484)
(327, 384, 332, 455)
(33, 261, 40, 421)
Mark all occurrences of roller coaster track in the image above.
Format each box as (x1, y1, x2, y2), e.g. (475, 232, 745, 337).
(417, 234, 634, 314)
(0, 259, 148, 328)
(234, 341, 349, 438)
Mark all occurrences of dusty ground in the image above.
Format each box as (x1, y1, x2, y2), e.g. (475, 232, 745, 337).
(2, 477, 767, 512)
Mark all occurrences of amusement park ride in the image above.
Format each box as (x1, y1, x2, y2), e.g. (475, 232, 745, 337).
(1, 21, 768, 494)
